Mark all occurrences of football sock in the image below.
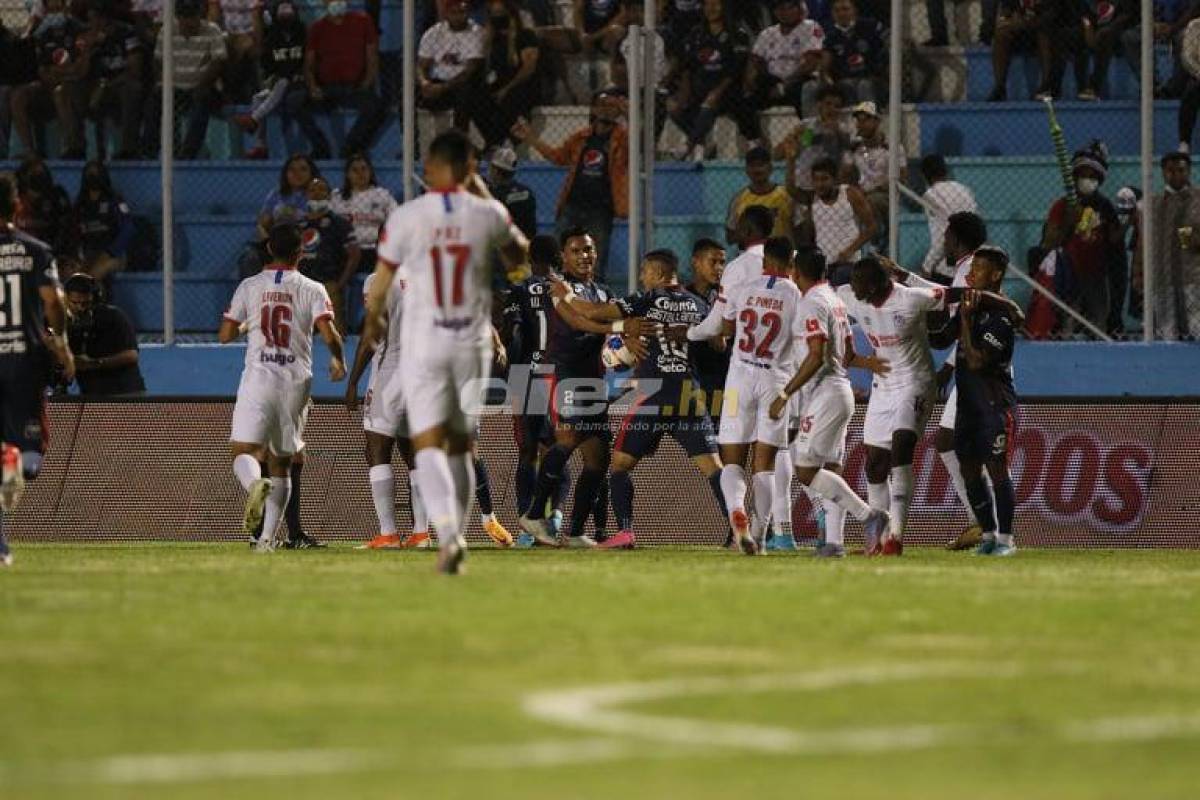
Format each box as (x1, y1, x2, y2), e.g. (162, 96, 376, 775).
(233, 454, 261, 491)
(995, 473, 1016, 543)
(889, 465, 914, 539)
(719, 464, 748, 518)
(368, 464, 397, 535)
(964, 474, 998, 535)
(414, 448, 458, 536)
(593, 475, 610, 532)
(823, 497, 846, 546)
(939, 449, 976, 522)
(773, 451, 794, 537)
(707, 471, 729, 520)
(553, 462, 573, 512)
(449, 453, 476, 539)
(867, 481, 889, 513)
(515, 459, 537, 516)
(610, 469, 635, 531)
(527, 444, 571, 520)
(262, 477, 291, 544)
(569, 468, 605, 537)
(474, 456, 494, 518)
(752, 471, 774, 533)
(285, 460, 303, 539)
(810, 469, 872, 521)
(409, 469, 429, 533)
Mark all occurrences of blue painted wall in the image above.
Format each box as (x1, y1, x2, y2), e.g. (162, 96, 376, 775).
(129, 341, 1200, 399)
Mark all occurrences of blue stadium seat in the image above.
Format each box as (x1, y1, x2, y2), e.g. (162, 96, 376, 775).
(112, 273, 239, 331)
(961, 44, 1174, 103)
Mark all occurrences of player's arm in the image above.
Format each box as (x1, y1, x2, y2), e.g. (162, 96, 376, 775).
(316, 316, 347, 381)
(839, 185, 878, 262)
(880, 255, 940, 289)
(770, 337, 827, 420)
(548, 280, 623, 321)
(686, 293, 729, 341)
(943, 287, 1025, 325)
(39, 285, 75, 383)
(844, 334, 890, 375)
(362, 261, 393, 348)
(343, 332, 378, 410)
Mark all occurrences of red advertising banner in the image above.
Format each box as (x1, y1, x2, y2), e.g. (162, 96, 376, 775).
(8, 400, 1199, 548)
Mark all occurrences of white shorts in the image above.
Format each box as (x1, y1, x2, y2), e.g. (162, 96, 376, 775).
(230, 369, 311, 456)
(862, 382, 935, 449)
(939, 385, 958, 429)
(363, 360, 409, 439)
(400, 343, 493, 437)
(717, 363, 788, 448)
(790, 381, 854, 467)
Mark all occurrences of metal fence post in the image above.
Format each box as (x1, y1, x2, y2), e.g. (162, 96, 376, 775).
(642, 0, 657, 252)
(886, 0, 902, 261)
(1141, 0, 1155, 341)
(627, 24, 642, 293)
(402, 0, 416, 202)
(161, 0, 175, 343)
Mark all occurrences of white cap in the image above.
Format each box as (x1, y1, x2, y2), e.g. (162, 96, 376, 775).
(490, 147, 518, 173)
(852, 101, 880, 118)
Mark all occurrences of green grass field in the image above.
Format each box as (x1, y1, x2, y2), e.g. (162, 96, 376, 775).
(3, 544, 1200, 799)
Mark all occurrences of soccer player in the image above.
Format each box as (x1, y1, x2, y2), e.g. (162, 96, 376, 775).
(347, 273, 515, 550)
(943, 247, 1020, 556)
(219, 221, 346, 552)
(768, 247, 890, 558)
(549, 249, 726, 550)
(365, 130, 529, 574)
(683, 237, 730, 408)
(503, 234, 572, 542)
(712, 236, 810, 555)
(0, 174, 75, 568)
(518, 228, 616, 548)
(884, 212, 989, 550)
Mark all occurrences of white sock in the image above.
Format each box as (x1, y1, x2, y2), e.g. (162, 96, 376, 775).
(449, 453, 476, 540)
(262, 477, 291, 543)
(368, 464, 397, 535)
(823, 497, 846, 546)
(939, 449, 976, 522)
(720, 464, 748, 519)
(867, 481, 889, 513)
(233, 454, 261, 491)
(773, 451, 794, 537)
(889, 465, 914, 539)
(481, 511, 497, 525)
(414, 448, 458, 537)
(810, 469, 872, 522)
(983, 529, 997, 542)
(752, 471, 774, 533)
(996, 532, 1014, 546)
(409, 470, 429, 533)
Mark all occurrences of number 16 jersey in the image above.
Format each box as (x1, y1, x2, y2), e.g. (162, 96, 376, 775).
(224, 265, 333, 382)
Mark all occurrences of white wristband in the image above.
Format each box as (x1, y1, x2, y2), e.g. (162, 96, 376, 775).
(611, 320, 625, 334)
(776, 390, 790, 404)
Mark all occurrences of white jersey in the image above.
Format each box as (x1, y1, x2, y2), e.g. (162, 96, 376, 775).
(813, 185, 861, 264)
(723, 273, 809, 382)
(376, 189, 520, 347)
(363, 272, 405, 376)
(224, 266, 333, 382)
(837, 281, 946, 391)
(717, 242, 765, 303)
(752, 20, 824, 82)
(796, 281, 851, 396)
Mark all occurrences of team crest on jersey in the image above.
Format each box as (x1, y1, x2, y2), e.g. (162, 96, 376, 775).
(893, 313, 909, 328)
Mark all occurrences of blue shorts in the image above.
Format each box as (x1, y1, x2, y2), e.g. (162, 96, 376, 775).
(614, 383, 718, 460)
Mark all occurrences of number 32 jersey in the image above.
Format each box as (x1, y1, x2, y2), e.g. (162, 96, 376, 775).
(376, 190, 520, 348)
(224, 266, 333, 381)
(722, 273, 808, 385)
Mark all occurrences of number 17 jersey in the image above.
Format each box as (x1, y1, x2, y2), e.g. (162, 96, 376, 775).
(377, 189, 520, 347)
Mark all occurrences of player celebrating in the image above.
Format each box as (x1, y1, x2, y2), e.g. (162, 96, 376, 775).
(711, 236, 811, 555)
(518, 228, 615, 549)
(219, 222, 346, 552)
(365, 130, 529, 575)
(503, 234, 572, 541)
(768, 247, 890, 558)
(550, 249, 727, 550)
(0, 174, 75, 568)
(941, 247, 1020, 556)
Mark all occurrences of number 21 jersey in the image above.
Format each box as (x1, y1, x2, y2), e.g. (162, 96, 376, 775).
(377, 190, 520, 347)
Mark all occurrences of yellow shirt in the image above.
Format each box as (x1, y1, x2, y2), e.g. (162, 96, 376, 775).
(726, 185, 794, 238)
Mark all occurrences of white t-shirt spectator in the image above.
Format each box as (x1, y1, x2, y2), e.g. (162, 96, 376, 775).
(210, 0, 259, 36)
(752, 20, 823, 83)
(921, 179, 979, 279)
(851, 137, 906, 194)
(418, 20, 485, 82)
(333, 185, 399, 250)
(155, 21, 228, 90)
(618, 26, 668, 89)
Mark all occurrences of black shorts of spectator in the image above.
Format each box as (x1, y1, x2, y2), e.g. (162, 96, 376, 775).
(1073, 0, 1136, 100)
(988, 0, 1079, 102)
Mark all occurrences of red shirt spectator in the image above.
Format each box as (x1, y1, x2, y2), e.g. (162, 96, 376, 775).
(307, 9, 377, 86)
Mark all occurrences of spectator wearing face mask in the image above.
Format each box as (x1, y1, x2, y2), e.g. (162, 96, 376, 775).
(13, 156, 77, 257)
(1042, 140, 1122, 335)
(233, 0, 306, 159)
(63, 273, 146, 396)
(299, 175, 360, 332)
(74, 160, 134, 282)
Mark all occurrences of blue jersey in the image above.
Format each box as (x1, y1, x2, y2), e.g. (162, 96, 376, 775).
(503, 276, 552, 366)
(616, 286, 707, 382)
(684, 281, 729, 393)
(955, 307, 1017, 411)
(0, 226, 59, 359)
(546, 278, 613, 378)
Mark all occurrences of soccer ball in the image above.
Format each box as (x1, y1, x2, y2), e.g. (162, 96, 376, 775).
(601, 335, 636, 370)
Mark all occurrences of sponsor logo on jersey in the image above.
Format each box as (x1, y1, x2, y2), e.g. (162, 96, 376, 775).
(260, 351, 297, 365)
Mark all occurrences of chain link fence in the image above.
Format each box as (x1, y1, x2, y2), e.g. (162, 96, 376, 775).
(0, 0, 1194, 342)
